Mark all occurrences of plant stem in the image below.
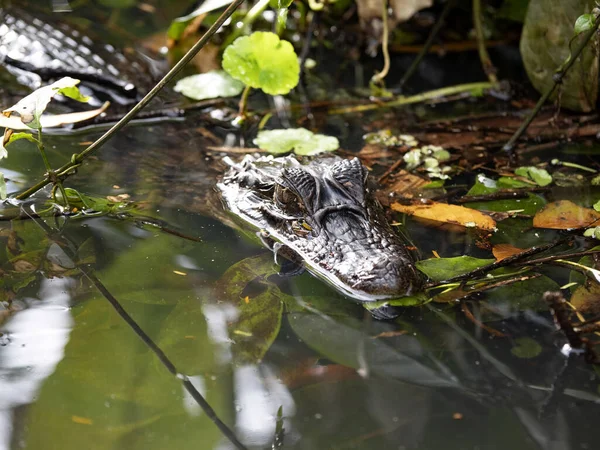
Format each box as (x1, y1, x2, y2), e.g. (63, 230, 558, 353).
(238, 85, 252, 118)
(36, 128, 52, 173)
(473, 0, 497, 84)
(502, 13, 600, 154)
(35, 128, 69, 207)
(370, 0, 390, 86)
(329, 81, 497, 114)
(222, 0, 271, 48)
(15, 0, 246, 201)
(398, 0, 456, 89)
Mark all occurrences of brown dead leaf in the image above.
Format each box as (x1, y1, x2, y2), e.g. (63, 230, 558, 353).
(13, 260, 35, 272)
(382, 170, 428, 198)
(492, 244, 526, 261)
(391, 201, 497, 231)
(533, 200, 600, 229)
(571, 282, 600, 315)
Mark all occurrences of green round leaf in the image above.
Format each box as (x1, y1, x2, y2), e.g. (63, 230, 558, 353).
(574, 13, 594, 35)
(253, 128, 339, 155)
(222, 31, 299, 95)
(515, 166, 553, 187)
(174, 71, 244, 100)
(416, 256, 495, 281)
(511, 337, 542, 359)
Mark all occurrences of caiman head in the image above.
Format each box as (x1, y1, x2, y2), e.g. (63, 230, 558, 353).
(217, 154, 423, 302)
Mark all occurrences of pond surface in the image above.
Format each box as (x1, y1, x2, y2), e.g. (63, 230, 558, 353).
(1, 2, 600, 450)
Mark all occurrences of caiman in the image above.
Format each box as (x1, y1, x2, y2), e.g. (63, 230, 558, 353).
(218, 154, 423, 304)
(0, 4, 160, 106)
(1, 4, 424, 314)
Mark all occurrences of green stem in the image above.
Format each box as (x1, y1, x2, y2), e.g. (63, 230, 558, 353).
(502, 13, 600, 154)
(398, 0, 456, 88)
(36, 128, 52, 173)
(238, 85, 252, 119)
(370, 0, 390, 86)
(473, 0, 497, 84)
(222, 0, 271, 47)
(329, 81, 497, 114)
(15, 0, 246, 201)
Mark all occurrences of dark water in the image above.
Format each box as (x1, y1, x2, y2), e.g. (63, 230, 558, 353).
(1, 2, 600, 450)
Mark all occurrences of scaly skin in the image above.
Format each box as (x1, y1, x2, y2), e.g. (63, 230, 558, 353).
(0, 6, 156, 105)
(218, 154, 423, 302)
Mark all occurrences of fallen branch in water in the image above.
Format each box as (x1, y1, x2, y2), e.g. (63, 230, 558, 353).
(328, 81, 498, 115)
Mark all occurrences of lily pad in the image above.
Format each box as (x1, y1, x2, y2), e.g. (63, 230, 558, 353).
(514, 166, 553, 186)
(254, 128, 339, 155)
(222, 31, 300, 95)
(416, 256, 495, 281)
(465, 175, 546, 215)
(511, 337, 542, 358)
(174, 70, 244, 100)
(2, 77, 88, 129)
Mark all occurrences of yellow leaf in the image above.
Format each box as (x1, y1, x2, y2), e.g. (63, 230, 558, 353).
(533, 200, 600, 229)
(391, 201, 497, 231)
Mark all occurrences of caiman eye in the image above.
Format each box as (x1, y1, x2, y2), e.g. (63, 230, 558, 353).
(274, 184, 304, 214)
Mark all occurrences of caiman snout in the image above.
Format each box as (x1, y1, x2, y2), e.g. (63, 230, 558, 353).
(218, 154, 423, 303)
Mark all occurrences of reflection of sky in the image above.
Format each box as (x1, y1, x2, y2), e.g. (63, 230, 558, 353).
(0, 278, 73, 450)
(203, 302, 296, 448)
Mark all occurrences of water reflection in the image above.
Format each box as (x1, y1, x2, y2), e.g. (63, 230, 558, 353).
(0, 278, 73, 450)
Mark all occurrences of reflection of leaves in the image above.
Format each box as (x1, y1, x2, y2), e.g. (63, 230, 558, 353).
(416, 256, 495, 281)
(99, 236, 196, 304)
(23, 294, 223, 450)
(289, 312, 461, 389)
(483, 274, 559, 312)
(216, 254, 286, 364)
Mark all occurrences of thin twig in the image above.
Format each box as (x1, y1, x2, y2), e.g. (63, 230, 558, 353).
(472, 0, 497, 84)
(15, 0, 246, 201)
(514, 249, 600, 268)
(329, 81, 497, 114)
(426, 240, 564, 288)
(398, 0, 456, 89)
